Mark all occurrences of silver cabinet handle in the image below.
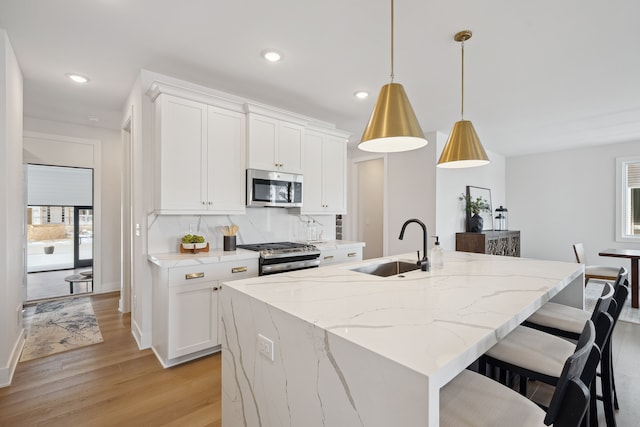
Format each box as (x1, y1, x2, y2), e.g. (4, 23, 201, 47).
(324, 255, 334, 260)
(232, 266, 248, 273)
(185, 272, 205, 280)
(348, 252, 357, 257)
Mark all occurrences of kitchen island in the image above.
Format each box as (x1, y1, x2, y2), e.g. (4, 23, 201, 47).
(220, 251, 584, 427)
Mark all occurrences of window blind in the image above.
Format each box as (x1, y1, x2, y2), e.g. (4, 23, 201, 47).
(628, 162, 640, 189)
(27, 164, 93, 206)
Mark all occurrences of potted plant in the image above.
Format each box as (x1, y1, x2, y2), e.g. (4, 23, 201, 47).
(460, 193, 490, 232)
(40, 225, 59, 254)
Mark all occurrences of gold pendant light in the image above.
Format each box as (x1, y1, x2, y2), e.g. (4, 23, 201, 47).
(438, 30, 490, 168)
(359, 0, 427, 153)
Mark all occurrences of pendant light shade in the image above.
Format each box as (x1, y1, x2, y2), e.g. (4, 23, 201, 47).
(438, 30, 489, 168)
(359, 83, 426, 152)
(438, 120, 489, 168)
(359, 0, 427, 153)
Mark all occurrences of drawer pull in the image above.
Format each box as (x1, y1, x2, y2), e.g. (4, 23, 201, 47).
(185, 272, 205, 280)
(348, 252, 357, 257)
(324, 255, 334, 260)
(212, 286, 219, 291)
(232, 266, 247, 273)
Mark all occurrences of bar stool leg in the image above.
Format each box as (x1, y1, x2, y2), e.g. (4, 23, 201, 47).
(601, 339, 617, 427)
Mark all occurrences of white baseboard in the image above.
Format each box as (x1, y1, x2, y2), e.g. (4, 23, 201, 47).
(0, 330, 25, 388)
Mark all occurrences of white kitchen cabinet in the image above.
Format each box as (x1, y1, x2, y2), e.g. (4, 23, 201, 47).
(151, 259, 258, 367)
(154, 93, 245, 214)
(168, 279, 219, 359)
(319, 246, 363, 266)
(247, 113, 304, 174)
(206, 105, 246, 212)
(302, 129, 348, 214)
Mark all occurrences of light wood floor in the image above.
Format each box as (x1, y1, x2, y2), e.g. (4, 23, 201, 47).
(0, 292, 221, 427)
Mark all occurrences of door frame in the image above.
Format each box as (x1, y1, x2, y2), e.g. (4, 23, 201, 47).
(23, 131, 102, 298)
(350, 153, 389, 256)
(74, 206, 94, 269)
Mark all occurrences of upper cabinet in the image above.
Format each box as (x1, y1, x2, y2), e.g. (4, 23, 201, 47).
(246, 112, 304, 174)
(151, 88, 246, 214)
(302, 128, 349, 214)
(147, 81, 351, 215)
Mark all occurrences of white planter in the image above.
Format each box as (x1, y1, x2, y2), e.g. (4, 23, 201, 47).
(181, 242, 207, 250)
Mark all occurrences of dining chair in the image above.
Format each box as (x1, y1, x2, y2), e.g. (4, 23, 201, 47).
(440, 320, 599, 427)
(574, 243, 621, 285)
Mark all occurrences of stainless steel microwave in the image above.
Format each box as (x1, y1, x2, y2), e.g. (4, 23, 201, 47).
(246, 169, 303, 208)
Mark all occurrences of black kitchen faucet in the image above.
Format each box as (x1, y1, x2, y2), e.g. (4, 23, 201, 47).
(398, 218, 430, 271)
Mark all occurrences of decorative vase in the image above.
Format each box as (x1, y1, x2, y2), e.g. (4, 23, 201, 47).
(469, 214, 484, 233)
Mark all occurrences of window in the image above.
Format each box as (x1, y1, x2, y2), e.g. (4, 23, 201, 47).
(616, 157, 640, 241)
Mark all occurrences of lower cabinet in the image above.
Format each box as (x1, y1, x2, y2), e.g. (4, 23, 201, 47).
(151, 260, 258, 367)
(168, 280, 219, 359)
(319, 246, 363, 266)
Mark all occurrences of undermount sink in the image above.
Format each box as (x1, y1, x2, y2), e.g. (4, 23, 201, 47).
(350, 260, 420, 277)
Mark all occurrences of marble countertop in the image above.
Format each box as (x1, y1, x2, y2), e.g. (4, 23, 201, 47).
(222, 250, 583, 386)
(148, 248, 259, 268)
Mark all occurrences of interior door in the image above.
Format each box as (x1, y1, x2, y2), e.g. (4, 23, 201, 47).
(74, 206, 93, 268)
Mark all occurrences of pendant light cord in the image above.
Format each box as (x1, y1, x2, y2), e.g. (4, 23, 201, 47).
(390, 0, 395, 82)
(461, 38, 465, 119)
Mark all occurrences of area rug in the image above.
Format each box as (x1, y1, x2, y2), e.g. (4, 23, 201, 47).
(585, 281, 640, 324)
(20, 297, 104, 362)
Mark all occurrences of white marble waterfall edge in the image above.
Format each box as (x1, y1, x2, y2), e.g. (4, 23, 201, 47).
(221, 285, 429, 427)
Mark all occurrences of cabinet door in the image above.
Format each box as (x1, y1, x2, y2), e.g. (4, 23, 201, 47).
(322, 135, 347, 213)
(301, 131, 324, 213)
(157, 94, 207, 211)
(207, 106, 246, 213)
(247, 114, 278, 171)
(278, 121, 304, 174)
(168, 281, 218, 359)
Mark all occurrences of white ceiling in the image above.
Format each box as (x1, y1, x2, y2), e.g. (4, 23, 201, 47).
(1, 0, 639, 157)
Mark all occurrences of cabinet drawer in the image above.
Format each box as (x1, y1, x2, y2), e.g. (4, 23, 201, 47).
(320, 247, 363, 266)
(169, 261, 258, 286)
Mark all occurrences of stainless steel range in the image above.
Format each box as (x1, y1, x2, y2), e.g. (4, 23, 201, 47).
(237, 242, 320, 276)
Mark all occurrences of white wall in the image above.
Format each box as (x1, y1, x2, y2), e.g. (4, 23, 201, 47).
(23, 119, 122, 294)
(122, 74, 151, 348)
(0, 29, 25, 387)
(436, 141, 507, 251)
(506, 140, 640, 264)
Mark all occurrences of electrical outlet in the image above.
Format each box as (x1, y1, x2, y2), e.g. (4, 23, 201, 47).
(257, 333, 275, 361)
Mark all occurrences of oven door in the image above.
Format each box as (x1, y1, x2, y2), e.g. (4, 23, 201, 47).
(259, 254, 320, 275)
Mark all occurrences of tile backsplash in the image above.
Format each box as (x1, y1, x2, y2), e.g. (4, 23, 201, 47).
(147, 208, 336, 253)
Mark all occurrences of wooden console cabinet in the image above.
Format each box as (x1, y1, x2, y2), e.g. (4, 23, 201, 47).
(456, 231, 520, 257)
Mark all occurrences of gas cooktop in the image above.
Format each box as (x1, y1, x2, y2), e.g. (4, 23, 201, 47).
(237, 242, 319, 258)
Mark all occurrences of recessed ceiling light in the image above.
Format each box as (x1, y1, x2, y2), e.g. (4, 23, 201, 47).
(354, 91, 369, 99)
(66, 73, 90, 83)
(261, 50, 282, 62)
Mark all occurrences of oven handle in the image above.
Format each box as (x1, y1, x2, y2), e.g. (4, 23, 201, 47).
(261, 259, 320, 274)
